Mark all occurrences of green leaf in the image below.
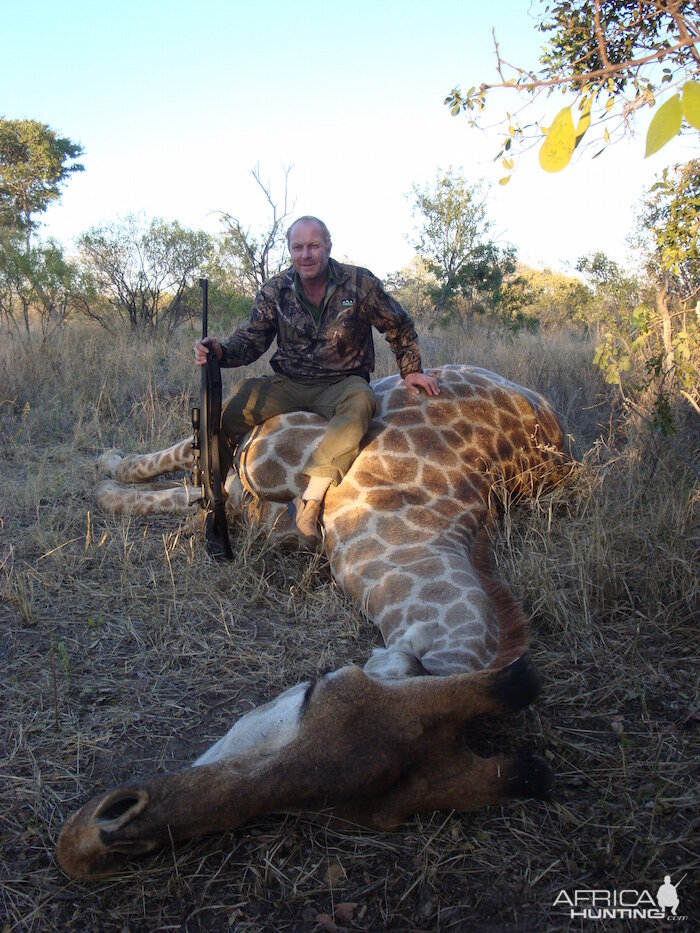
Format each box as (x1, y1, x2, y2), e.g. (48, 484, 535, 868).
(645, 94, 682, 157)
(681, 81, 700, 131)
(539, 106, 575, 172)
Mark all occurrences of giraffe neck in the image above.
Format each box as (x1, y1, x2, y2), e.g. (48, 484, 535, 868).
(319, 365, 565, 678)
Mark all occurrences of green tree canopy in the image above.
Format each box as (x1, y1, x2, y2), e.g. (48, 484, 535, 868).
(409, 168, 516, 326)
(446, 1, 700, 176)
(499, 264, 593, 330)
(0, 119, 83, 250)
(580, 177, 700, 430)
(638, 158, 700, 302)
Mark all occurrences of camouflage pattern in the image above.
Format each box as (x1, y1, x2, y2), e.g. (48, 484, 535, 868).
(219, 259, 423, 380)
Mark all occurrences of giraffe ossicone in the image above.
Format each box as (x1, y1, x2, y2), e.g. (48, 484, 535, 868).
(58, 365, 570, 880)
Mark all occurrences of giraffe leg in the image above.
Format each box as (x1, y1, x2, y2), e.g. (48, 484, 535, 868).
(98, 440, 194, 483)
(95, 479, 192, 515)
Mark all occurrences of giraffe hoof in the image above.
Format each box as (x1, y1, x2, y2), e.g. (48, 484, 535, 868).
(492, 652, 541, 711)
(505, 749, 554, 801)
(97, 449, 125, 477)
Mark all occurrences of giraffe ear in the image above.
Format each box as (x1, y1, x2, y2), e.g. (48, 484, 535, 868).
(93, 788, 149, 831)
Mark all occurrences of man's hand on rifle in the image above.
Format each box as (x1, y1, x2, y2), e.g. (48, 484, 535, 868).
(195, 337, 223, 366)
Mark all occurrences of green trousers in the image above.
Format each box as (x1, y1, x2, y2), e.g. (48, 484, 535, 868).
(221, 374, 377, 486)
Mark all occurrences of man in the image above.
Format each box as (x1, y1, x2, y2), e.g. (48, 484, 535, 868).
(195, 215, 439, 547)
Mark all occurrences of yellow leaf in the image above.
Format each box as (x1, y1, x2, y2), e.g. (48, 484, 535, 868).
(681, 81, 700, 131)
(538, 106, 575, 173)
(499, 175, 511, 186)
(604, 127, 610, 143)
(645, 94, 683, 157)
(605, 96, 614, 112)
(575, 92, 592, 139)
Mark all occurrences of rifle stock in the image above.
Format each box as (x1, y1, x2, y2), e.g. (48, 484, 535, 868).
(191, 278, 233, 561)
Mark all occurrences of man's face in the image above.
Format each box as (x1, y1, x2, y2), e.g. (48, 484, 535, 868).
(289, 221, 331, 284)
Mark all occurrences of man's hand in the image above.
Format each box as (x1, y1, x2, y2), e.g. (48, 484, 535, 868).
(403, 371, 440, 397)
(195, 337, 223, 366)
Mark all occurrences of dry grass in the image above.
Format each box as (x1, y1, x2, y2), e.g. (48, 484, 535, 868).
(0, 320, 698, 931)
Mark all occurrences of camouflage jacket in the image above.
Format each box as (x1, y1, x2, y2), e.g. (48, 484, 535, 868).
(219, 259, 423, 380)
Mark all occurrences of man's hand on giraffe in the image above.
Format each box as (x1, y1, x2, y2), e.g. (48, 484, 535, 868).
(403, 371, 440, 397)
(195, 337, 223, 366)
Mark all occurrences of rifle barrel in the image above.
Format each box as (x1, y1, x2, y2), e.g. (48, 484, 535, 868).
(200, 278, 208, 340)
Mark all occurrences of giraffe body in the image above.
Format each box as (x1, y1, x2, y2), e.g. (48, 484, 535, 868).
(59, 365, 569, 879)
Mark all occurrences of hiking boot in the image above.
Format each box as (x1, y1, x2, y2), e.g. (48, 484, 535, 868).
(287, 496, 323, 549)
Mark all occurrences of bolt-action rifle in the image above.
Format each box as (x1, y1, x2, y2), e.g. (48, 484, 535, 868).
(190, 278, 233, 561)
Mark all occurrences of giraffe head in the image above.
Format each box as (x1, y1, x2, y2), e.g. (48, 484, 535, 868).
(57, 656, 552, 880)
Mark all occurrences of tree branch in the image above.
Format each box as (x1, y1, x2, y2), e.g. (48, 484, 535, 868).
(475, 36, 699, 96)
(593, 0, 611, 68)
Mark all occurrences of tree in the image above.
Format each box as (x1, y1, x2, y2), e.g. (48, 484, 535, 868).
(217, 164, 294, 295)
(384, 257, 439, 321)
(580, 189, 699, 432)
(0, 230, 86, 339)
(78, 215, 213, 332)
(0, 230, 34, 334)
(498, 264, 593, 330)
(0, 119, 83, 251)
(409, 169, 516, 326)
(576, 250, 649, 385)
(634, 159, 699, 418)
(446, 1, 700, 176)
(640, 158, 700, 302)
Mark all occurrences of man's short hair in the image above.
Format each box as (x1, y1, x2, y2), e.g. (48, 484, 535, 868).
(287, 216, 332, 249)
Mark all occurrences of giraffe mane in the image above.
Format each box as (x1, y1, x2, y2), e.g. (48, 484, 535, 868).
(470, 524, 530, 669)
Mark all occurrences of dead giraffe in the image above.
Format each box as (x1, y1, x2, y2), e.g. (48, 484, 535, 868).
(57, 365, 570, 880)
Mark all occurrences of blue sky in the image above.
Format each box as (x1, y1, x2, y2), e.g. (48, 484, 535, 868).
(3, 0, 696, 276)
